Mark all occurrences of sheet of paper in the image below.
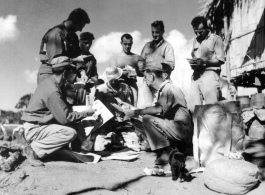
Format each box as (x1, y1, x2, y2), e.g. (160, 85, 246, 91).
(73, 100, 114, 136)
(101, 148, 141, 161)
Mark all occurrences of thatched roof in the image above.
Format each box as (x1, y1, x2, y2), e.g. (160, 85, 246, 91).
(198, 0, 215, 16)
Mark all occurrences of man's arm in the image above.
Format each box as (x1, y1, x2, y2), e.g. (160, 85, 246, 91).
(46, 91, 94, 125)
(137, 105, 163, 115)
(197, 36, 225, 67)
(136, 56, 145, 77)
(123, 104, 163, 118)
(89, 59, 99, 82)
(164, 44, 175, 70)
(46, 30, 65, 62)
(140, 43, 148, 60)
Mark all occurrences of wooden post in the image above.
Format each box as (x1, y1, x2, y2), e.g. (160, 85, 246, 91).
(223, 1, 231, 99)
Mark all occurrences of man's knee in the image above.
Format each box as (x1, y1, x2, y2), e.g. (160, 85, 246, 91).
(142, 115, 163, 131)
(62, 127, 77, 141)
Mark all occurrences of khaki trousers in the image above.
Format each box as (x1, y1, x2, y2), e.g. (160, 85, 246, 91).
(23, 122, 77, 158)
(189, 70, 220, 114)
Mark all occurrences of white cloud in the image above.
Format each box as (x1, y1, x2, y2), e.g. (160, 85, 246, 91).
(165, 30, 194, 105)
(24, 69, 38, 85)
(0, 15, 19, 44)
(91, 31, 150, 64)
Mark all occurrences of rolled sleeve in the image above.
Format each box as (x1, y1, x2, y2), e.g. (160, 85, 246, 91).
(213, 36, 225, 63)
(164, 44, 175, 70)
(140, 43, 149, 60)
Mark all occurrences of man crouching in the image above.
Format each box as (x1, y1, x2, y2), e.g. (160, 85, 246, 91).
(124, 61, 192, 165)
(21, 56, 95, 166)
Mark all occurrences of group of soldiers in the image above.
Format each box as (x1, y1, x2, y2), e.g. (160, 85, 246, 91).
(20, 8, 227, 167)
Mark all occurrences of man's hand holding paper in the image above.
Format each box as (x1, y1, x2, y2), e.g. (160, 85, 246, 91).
(123, 107, 136, 119)
(86, 105, 96, 116)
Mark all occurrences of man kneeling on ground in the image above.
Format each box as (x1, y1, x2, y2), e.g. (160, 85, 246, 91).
(124, 61, 192, 165)
(21, 56, 95, 166)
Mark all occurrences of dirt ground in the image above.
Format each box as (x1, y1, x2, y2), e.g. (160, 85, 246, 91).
(0, 150, 264, 195)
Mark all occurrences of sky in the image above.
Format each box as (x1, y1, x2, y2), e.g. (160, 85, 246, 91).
(0, 0, 205, 111)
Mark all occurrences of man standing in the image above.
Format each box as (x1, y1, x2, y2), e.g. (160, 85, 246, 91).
(140, 21, 175, 105)
(124, 61, 192, 165)
(37, 8, 90, 85)
(188, 16, 225, 113)
(22, 56, 95, 166)
(110, 34, 143, 106)
(64, 32, 98, 105)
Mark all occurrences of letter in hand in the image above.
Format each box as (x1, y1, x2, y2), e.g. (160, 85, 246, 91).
(196, 58, 205, 66)
(187, 58, 197, 66)
(122, 66, 129, 76)
(80, 70, 88, 83)
(72, 56, 85, 63)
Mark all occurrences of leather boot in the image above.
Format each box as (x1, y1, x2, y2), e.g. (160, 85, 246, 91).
(22, 145, 44, 167)
(154, 146, 172, 165)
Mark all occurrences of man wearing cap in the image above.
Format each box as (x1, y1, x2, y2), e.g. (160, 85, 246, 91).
(22, 56, 95, 166)
(188, 16, 225, 114)
(110, 33, 144, 106)
(139, 21, 175, 106)
(37, 8, 90, 85)
(64, 32, 98, 105)
(124, 61, 192, 165)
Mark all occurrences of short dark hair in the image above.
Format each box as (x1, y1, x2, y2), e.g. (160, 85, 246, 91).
(145, 69, 163, 78)
(67, 8, 90, 24)
(121, 34, 133, 42)
(52, 66, 67, 75)
(151, 21, 165, 32)
(191, 16, 207, 28)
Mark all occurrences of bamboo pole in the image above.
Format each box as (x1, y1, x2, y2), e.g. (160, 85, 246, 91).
(223, 0, 231, 99)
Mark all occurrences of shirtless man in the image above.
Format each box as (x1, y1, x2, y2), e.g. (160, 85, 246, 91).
(110, 34, 144, 106)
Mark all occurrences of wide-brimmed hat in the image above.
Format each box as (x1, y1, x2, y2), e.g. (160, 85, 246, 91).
(80, 32, 95, 41)
(50, 56, 75, 68)
(102, 66, 123, 81)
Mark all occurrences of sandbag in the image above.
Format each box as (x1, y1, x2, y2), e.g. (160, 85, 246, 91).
(194, 103, 245, 167)
(204, 159, 259, 194)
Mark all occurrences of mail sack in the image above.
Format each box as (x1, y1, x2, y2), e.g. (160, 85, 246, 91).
(204, 159, 259, 194)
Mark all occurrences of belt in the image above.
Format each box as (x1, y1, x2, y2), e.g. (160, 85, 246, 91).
(194, 69, 220, 74)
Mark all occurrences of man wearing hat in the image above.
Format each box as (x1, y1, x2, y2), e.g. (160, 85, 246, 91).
(37, 8, 90, 85)
(95, 65, 132, 121)
(110, 33, 144, 106)
(64, 32, 98, 105)
(81, 65, 133, 151)
(124, 61, 192, 165)
(21, 56, 95, 166)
